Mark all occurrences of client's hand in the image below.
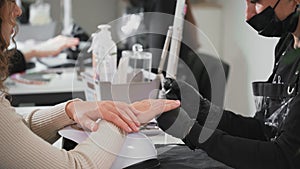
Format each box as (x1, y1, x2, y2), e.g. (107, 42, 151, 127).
(66, 100, 141, 133)
(23, 35, 79, 61)
(131, 99, 181, 124)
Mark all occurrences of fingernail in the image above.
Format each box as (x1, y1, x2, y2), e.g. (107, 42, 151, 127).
(127, 127, 132, 132)
(176, 100, 181, 104)
(90, 122, 95, 131)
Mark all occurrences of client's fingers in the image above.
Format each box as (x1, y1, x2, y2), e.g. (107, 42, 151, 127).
(103, 102, 140, 130)
(105, 112, 134, 133)
(161, 100, 181, 113)
(114, 102, 140, 126)
(118, 111, 140, 132)
(131, 99, 180, 124)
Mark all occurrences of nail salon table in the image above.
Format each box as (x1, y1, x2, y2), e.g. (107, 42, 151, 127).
(6, 60, 86, 107)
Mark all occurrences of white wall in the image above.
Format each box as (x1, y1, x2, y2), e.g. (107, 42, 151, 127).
(45, 0, 119, 35)
(191, 3, 223, 57)
(72, 0, 119, 34)
(212, 0, 279, 116)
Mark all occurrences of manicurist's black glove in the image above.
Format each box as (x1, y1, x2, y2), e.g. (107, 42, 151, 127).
(162, 78, 219, 123)
(157, 78, 223, 149)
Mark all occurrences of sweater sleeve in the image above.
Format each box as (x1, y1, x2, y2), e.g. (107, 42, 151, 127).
(24, 100, 77, 144)
(0, 97, 126, 169)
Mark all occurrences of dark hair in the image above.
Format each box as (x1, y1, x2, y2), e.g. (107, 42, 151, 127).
(0, 0, 18, 93)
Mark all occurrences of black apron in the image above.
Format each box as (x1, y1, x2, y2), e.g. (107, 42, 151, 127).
(252, 47, 300, 141)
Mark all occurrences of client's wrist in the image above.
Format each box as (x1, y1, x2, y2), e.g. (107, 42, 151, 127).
(65, 101, 75, 121)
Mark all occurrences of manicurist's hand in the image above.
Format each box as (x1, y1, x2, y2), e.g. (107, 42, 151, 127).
(131, 99, 181, 124)
(66, 100, 141, 132)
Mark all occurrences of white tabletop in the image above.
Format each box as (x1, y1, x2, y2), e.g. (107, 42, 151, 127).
(7, 68, 85, 95)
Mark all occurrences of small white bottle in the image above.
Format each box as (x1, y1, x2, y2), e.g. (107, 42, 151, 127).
(89, 24, 117, 82)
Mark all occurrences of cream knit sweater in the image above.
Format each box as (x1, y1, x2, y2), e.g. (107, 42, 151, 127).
(0, 96, 126, 169)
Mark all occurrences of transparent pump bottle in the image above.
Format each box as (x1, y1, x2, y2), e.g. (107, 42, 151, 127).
(121, 44, 152, 82)
(90, 24, 117, 82)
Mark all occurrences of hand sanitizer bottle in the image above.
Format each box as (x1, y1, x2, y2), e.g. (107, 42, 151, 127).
(89, 24, 117, 82)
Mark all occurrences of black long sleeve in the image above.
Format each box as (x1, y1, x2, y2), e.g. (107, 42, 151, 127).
(183, 123, 289, 169)
(164, 76, 266, 140)
(196, 99, 266, 140)
(183, 95, 300, 169)
(8, 49, 26, 75)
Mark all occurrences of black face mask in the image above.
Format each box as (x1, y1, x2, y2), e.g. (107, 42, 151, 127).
(247, 1, 299, 37)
